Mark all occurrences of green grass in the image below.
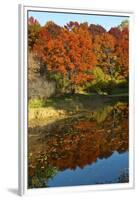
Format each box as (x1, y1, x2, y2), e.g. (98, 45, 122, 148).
(29, 98, 47, 108)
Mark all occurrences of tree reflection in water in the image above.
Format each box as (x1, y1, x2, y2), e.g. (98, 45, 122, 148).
(28, 101, 128, 188)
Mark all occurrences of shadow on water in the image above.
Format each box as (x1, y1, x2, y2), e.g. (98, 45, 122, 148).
(28, 97, 129, 188)
(42, 93, 128, 113)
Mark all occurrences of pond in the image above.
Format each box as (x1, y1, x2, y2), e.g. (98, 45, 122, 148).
(28, 97, 129, 188)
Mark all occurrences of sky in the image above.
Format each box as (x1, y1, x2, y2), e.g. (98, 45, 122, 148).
(28, 11, 129, 31)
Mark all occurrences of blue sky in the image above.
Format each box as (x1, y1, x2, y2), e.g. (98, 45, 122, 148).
(28, 11, 129, 31)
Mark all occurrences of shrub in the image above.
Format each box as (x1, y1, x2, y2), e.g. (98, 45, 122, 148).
(85, 80, 116, 95)
(29, 98, 46, 108)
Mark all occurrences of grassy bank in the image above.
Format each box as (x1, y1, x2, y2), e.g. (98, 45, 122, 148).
(28, 93, 100, 126)
(28, 92, 128, 127)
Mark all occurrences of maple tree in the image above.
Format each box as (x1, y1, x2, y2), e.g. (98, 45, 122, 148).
(34, 22, 96, 93)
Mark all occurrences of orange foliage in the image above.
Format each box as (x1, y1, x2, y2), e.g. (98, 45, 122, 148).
(33, 23, 96, 88)
(115, 28, 129, 78)
(94, 32, 116, 76)
(28, 18, 129, 82)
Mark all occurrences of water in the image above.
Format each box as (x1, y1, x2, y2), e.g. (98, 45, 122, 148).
(48, 152, 128, 187)
(28, 98, 129, 188)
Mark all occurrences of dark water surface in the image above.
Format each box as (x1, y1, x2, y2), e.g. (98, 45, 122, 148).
(28, 97, 129, 188)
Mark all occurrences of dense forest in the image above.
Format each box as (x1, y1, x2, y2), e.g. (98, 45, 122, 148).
(28, 17, 129, 97)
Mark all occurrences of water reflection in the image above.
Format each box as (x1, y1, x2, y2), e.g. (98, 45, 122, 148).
(28, 100, 129, 188)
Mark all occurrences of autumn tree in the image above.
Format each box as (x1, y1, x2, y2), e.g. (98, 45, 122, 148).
(64, 21, 79, 31)
(34, 22, 96, 93)
(109, 27, 122, 40)
(94, 32, 117, 79)
(88, 24, 106, 39)
(28, 17, 41, 50)
(118, 20, 129, 31)
(62, 22, 96, 92)
(44, 21, 62, 38)
(114, 27, 129, 78)
(109, 26, 129, 79)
